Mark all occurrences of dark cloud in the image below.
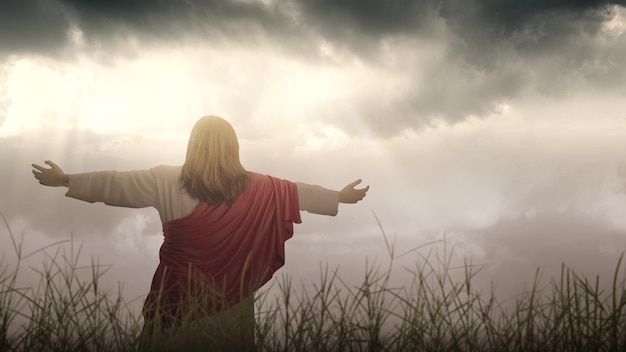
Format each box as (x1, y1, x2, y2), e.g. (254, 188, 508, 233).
(296, 0, 626, 135)
(291, 0, 625, 66)
(294, 0, 437, 57)
(4, 1, 620, 59)
(0, 0, 71, 57)
(60, 0, 279, 42)
(299, 0, 432, 34)
(1, 0, 625, 135)
(0, 0, 301, 58)
(439, 0, 622, 60)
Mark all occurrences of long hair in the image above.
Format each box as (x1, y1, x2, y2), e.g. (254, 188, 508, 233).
(182, 115, 249, 204)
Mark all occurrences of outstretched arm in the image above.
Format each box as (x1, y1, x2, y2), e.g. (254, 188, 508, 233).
(32, 160, 160, 209)
(32, 160, 69, 187)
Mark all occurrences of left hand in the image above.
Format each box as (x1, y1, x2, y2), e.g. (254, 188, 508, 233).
(32, 160, 69, 187)
(339, 179, 369, 204)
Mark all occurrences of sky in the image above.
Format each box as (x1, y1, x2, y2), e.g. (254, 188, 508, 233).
(2, 0, 626, 316)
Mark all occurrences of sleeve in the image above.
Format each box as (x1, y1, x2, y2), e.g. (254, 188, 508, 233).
(65, 168, 159, 208)
(295, 182, 339, 216)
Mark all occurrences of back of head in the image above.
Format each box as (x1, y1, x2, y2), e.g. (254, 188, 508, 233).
(182, 115, 249, 204)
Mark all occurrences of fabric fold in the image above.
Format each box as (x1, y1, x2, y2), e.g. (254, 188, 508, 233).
(143, 172, 301, 327)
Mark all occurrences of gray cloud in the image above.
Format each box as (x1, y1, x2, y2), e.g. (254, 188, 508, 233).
(294, 0, 438, 59)
(5, 1, 622, 62)
(350, 58, 529, 137)
(300, 1, 626, 135)
(60, 0, 280, 42)
(440, 0, 621, 56)
(1, 0, 625, 136)
(0, 0, 302, 59)
(0, 0, 70, 58)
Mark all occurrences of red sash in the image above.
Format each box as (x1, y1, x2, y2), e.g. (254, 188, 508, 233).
(143, 172, 301, 326)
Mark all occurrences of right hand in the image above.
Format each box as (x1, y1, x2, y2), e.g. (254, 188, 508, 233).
(32, 160, 69, 187)
(339, 179, 369, 204)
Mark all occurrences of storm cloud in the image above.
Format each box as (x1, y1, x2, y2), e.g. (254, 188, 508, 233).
(2, 0, 625, 133)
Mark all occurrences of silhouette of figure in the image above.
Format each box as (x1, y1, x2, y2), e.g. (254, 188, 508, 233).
(32, 115, 369, 351)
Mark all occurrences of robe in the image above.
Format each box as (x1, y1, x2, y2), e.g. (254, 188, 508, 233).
(142, 172, 301, 327)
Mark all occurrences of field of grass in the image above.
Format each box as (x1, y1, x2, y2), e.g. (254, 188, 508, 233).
(2, 213, 626, 351)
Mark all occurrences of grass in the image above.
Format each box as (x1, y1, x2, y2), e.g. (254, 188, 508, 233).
(0, 213, 142, 351)
(2, 211, 626, 351)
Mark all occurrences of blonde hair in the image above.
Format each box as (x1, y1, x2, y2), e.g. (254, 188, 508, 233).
(182, 115, 249, 204)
